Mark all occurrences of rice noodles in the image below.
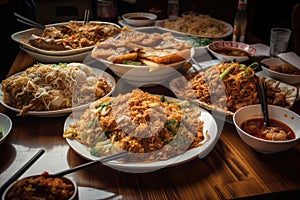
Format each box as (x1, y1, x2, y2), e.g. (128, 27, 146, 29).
(1, 63, 112, 116)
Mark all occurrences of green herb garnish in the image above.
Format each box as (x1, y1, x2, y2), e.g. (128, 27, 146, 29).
(0, 127, 3, 139)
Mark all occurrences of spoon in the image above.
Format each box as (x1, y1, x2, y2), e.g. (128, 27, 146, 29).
(255, 78, 269, 127)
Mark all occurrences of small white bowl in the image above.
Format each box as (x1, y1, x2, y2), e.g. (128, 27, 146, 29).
(260, 57, 300, 85)
(233, 104, 300, 154)
(122, 12, 157, 27)
(208, 41, 256, 62)
(2, 174, 78, 200)
(0, 113, 12, 145)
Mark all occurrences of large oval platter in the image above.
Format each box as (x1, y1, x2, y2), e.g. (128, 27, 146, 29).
(11, 21, 121, 56)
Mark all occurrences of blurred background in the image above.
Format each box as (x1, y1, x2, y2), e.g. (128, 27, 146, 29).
(35, 0, 299, 46)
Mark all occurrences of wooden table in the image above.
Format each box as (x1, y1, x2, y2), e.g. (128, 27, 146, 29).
(1, 43, 300, 200)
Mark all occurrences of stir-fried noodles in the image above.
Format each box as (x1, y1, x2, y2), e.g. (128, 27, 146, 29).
(1, 63, 112, 116)
(170, 61, 289, 114)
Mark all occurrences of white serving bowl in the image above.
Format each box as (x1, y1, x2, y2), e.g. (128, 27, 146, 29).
(260, 57, 300, 85)
(233, 104, 300, 154)
(2, 174, 78, 200)
(208, 41, 256, 62)
(20, 45, 90, 63)
(0, 113, 12, 145)
(98, 58, 190, 87)
(122, 12, 157, 27)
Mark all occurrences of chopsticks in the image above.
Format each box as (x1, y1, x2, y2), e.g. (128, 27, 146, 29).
(14, 12, 45, 30)
(84, 9, 90, 24)
(255, 78, 269, 126)
(0, 149, 45, 194)
(51, 151, 128, 178)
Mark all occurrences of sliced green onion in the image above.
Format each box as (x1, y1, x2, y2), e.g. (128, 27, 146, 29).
(220, 64, 235, 80)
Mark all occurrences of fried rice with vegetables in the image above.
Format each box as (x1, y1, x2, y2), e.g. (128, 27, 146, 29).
(64, 89, 209, 162)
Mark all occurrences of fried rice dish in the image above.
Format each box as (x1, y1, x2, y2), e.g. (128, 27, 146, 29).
(64, 89, 209, 162)
(28, 20, 121, 51)
(4, 172, 75, 200)
(1, 63, 112, 116)
(158, 14, 231, 38)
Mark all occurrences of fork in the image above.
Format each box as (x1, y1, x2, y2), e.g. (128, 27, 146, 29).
(84, 9, 90, 24)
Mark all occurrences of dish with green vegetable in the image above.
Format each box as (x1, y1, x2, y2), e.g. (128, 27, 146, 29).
(0, 113, 12, 144)
(177, 36, 212, 47)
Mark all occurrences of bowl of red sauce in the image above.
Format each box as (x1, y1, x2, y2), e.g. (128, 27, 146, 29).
(233, 104, 300, 154)
(2, 172, 77, 200)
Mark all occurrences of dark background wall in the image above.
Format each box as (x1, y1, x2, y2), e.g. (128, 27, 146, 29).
(35, 0, 300, 48)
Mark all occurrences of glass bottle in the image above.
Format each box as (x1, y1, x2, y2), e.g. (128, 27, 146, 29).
(97, 0, 118, 23)
(168, 0, 179, 21)
(232, 0, 247, 42)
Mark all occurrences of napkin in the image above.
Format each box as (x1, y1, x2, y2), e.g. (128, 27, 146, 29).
(252, 43, 270, 56)
(277, 52, 300, 70)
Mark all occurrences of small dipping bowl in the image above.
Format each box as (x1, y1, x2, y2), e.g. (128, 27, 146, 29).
(122, 12, 157, 26)
(233, 104, 300, 154)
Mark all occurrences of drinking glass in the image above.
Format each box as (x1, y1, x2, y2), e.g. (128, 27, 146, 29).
(269, 28, 291, 57)
(168, 0, 179, 21)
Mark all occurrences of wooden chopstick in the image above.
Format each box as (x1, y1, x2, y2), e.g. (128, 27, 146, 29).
(14, 12, 45, 30)
(51, 151, 128, 178)
(0, 149, 45, 194)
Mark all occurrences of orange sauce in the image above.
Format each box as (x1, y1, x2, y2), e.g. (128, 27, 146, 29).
(241, 118, 295, 141)
(214, 47, 251, 57)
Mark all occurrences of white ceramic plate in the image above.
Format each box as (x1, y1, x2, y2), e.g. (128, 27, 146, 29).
(0, 68, 116, 117)
(11, 21, 120, 56)
(156, 19, 233, 39)
(20, 45, 91, 63)
(0, 113, 12, 144)
(64, 105, 219, 173)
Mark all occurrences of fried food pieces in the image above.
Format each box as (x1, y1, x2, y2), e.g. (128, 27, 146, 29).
(91, 27, 192, 67)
